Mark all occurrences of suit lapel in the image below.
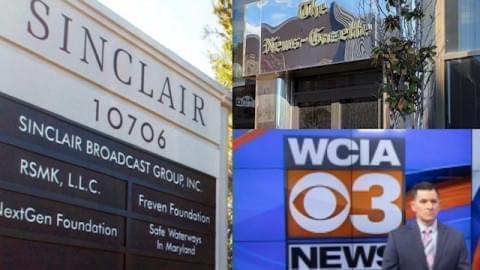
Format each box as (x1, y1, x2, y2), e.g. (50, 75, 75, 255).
(433, 223, 449, 270)
(410, 222, 430, 270)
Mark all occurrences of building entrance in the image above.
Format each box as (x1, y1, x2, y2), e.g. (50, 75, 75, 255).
(294, 69, 382, 128)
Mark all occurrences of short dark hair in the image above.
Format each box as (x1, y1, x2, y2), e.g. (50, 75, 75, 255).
(411, 181, 439, 199)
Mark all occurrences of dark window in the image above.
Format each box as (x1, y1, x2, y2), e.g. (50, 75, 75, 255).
(446, 56, 480, 127)
(233, 83, 256, 129)
(341, 98, 378, 128)
(298, 102, 331, 129)
(295, 69, 381, 129)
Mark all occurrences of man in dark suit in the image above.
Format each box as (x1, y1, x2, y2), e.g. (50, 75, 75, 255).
(382, 181, 469, 270)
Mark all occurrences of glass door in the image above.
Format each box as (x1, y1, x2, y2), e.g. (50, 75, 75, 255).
(297, 101, 332, 128)
(294, 69, 381, 129)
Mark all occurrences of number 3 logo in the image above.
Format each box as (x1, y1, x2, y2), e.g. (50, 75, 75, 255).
(289, 172, 402, 235)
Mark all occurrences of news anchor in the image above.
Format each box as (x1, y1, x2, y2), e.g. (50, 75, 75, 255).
(382, 182, 469, 270)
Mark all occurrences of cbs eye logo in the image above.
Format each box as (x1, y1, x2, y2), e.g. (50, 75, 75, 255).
(287, 170, 403, 237)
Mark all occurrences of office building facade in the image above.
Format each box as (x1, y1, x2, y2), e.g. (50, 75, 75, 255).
(233, 0, 480, 128)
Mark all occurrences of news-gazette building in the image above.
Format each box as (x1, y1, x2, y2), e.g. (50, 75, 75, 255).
(233, 0, 480, 128)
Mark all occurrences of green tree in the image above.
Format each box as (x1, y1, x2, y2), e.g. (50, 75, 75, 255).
(205, 0, 233, 269)
(370, 0, 437, 128)
(206, 0, 232, 88)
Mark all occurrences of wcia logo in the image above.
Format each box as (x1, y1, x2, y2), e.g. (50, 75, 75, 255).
(286, 137, 404, 237)
(285, 137, 404, 269)
(288, 171, 402, 235)
(289, 172, 350, 234)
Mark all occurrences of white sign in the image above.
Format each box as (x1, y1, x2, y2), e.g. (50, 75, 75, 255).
(0, 0, 223, 144)
(0, 1, 230, 269)
(0, 43, 219, 176)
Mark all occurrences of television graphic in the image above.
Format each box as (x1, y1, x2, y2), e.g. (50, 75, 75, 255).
(233, 130, 472, 270)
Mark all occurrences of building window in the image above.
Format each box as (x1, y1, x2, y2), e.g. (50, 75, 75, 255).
(446, 0, 480, 52)
(233, 83, 256, 129)
(294, 69, 380, 129)
(340, 98, 378, 128)
(298, 102, 331, 128)
(446, 56, 480, 127)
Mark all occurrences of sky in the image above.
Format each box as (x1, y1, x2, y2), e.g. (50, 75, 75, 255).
(97, 0, 222, 79)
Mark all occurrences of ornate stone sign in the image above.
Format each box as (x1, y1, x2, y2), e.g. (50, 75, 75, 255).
(243, 0, 375, 75)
